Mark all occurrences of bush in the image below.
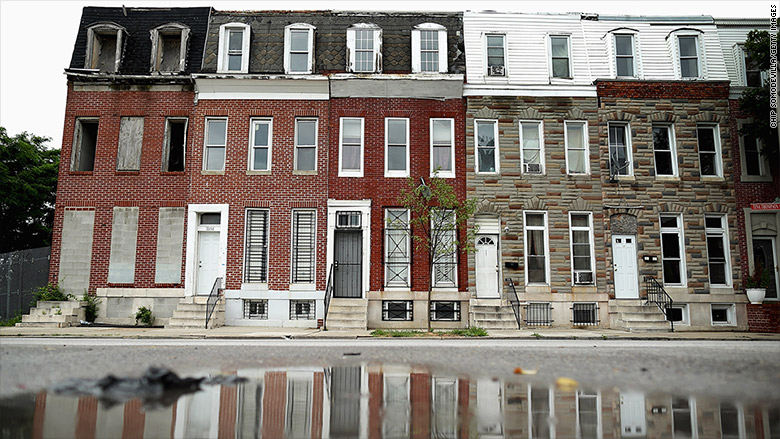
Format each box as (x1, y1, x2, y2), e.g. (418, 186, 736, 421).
(0, 311, 22, 327)
(746, 264, 771, 289)
(32, 282, 71, 305)
(135, 306, 154, 327)
(82, 292, 99, 323)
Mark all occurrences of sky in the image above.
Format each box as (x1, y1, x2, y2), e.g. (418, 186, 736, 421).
(0, 0, 773, 150)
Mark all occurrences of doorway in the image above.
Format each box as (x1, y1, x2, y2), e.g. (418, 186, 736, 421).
(613, 235, 639, 299)
(476, 235, 500, 298)
(753, 237, 778, 300)
(334, 230, 362, 298)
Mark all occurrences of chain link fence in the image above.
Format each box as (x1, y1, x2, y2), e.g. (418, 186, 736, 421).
(0, 247, 51, 320)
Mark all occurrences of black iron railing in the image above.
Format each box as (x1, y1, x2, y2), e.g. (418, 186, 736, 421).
(323, 263, 335, 330)
(205, 277, 223, 329)
(644, 275, 674, 332)
(504, 278, 523, 329)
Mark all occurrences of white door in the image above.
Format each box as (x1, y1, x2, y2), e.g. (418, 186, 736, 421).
(476, 235, 500, 298)
(196, 231, 220, 295)
(613, 235, 639, 299)
(477, 378, 503, 437)
(619, 391, 647, 437)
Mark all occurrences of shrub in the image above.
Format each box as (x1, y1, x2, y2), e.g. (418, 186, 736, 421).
(32, 282, 71, 305)
(82, 292, 99, 323)
(135, 306, 154, 327)
(746, 263, 771, 289)
(0, 311, 22, 327)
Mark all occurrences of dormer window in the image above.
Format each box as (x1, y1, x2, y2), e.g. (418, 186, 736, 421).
(678, 35, 699, 78)
(485, 34, 506, 77)
(412, 23, 448, 73)
(85, 23, 125, 72)
(150, 23, 190, 73)
(549, 35, 571, 78)
(347, 24, 382, 73)
(668, 29, 704, 79)
(614, 34, 635, 77)
(217, 23, 250, 73)
(285, 24, 315, 74)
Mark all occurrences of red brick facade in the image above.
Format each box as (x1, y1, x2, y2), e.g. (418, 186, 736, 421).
(595, 80, 731, 100)
(747, 303, 780, 333)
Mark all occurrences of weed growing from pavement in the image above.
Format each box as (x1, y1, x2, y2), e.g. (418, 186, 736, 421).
(370, 327, 488, 337)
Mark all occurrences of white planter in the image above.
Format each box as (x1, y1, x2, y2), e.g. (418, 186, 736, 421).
(746, 288, 766, 305)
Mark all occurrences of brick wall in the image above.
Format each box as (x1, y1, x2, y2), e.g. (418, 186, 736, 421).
(747, 303, 780, 332)
(595, 80, 731, 100)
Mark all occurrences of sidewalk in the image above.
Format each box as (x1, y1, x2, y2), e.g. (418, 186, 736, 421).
(2, 325, 779, 341)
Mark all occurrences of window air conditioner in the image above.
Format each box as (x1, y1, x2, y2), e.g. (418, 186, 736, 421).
(574, 271, 594, 285)
(524, 163, 542, 174)
(488, 65, 505, 76)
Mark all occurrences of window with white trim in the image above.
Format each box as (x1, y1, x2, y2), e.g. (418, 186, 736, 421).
(432, 209, 456, 287)
(569, 212, 595, 285)
(530, 387, 554, 439)
(668, 303, 690, 325)
(577, 391, 601, 439)
(524, 211, 549, 285)
(217, 23, 250, 73)
(678, 35, 700, 78)
(339, 117, 363, 177)
(742, 45, 764, 87)
(150, 24, 190, 73)
(347, 25, 381, 73)
(249, 118, 272, 171)
(430, 118, 454, 178)
(295, 118, 317, 171)
(653, 124, 678, 177)
(565, 121, 588, 175)
(697, 125, 722, 177)
(615, 34, 636, 77)
(485, 34, 506, 76)
(244, 209, 269, 283)
(432, 378, 458, 439)
(382, 300, 412, 321)
(117, 117, 143, 171)
(291, 210, 315, 284)
(550, 35, 571, 78)
(520, 121, 544, 174)
(705, 214, 731, 287)
(204, 118, 226, 171)
(608, 122, 632, 177)
(672, 397, 697, 438)
(162, 118, 186, 172)
(383, 375, 410, 439)
(385, 209, 410, 287)
(660, 214, 685, 286)
(412, 23, 448, 73)
(385, 118, 409, 177)
(475, 120, 498, 174)
(742, 131, 768, 177)
(285, 375, 313, 438)
(85, 23, 125, 72)
(285, 24, 315, 74)
(720, 402, 744, 438)
(711, 304, 735, 325)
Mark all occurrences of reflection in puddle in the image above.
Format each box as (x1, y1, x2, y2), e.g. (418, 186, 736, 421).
(2, 365, 779, 438)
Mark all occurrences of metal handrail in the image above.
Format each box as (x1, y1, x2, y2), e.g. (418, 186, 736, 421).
(323, 263, 335, 330)
(205, 277, 223, 329)
(504, 278, 523, 329)
(644, 275, 674, 332)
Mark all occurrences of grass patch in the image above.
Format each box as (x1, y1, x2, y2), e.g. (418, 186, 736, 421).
(0, 312, 22, 327)
(371, 327, 488, 337)
(370, 329, 427, 337)
(446, 327, 488, 337)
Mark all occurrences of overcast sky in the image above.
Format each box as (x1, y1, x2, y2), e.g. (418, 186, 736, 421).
(0, 0, 772, 150)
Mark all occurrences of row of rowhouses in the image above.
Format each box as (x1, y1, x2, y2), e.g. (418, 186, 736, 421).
(49, 7, 778, 332)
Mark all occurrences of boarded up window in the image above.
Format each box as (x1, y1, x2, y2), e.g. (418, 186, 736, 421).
(108, 207, 139, 283)
(117, 117, 144, 171)
(155, 207, 184, 284)
(163, 118, 186, 172)
(58, 209, 95, 294)
(71, 119, 99, 172)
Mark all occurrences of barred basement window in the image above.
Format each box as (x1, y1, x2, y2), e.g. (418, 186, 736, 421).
(244, 209, 269, 283)
(244, 300, 268, 320)
(290, 300, 315, 320)
(382, 301, 412, 321)
(525, 302, 552, 326)
(430, 301, 460, 321)
(572, 303, 599, 325)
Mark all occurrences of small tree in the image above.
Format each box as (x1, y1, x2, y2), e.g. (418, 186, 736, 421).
(739, 30, 778, 165)
(397, 171, 478, 329)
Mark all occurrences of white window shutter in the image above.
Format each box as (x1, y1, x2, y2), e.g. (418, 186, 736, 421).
(179, 28, 190, 71)
(374, 29, 383, 72)
(411, 29, 421, 73)
(668, 36, 680, 79)
(346, 28, 356, 72)
(241, 26, 251, 73)
(697, 36, 707, 79)
(217, 25, 226, 72)
(437, 30, 448, 73)
(307, 28, 315, 74)
(283, 27, 291, 73)
(733, 44, 746, 86)
(633, 34, 643, 78)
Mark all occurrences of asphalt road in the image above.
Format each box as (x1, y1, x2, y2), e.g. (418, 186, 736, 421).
(1, 338, 778, 402)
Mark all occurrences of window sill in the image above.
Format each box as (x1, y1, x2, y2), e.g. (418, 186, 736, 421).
(69, 171, 94, 175)
(293, 170, 318, 176)
(385, 172, 410, 178)
(609, 175, 635, 182)
(338, 172, 364, 178)
(201, 170, 225, 175)
(700, 176, 725, 182)
(476, 171, 500, 176)
(246, 170, 272, 176)
(217, 69, 248, 74)
(741, 175, 773, 183)
(711, 321, 736, 327)
(655, 175, 680, 182)
(161, 171, 185, 176)
(432, 172, 455, 179)
(431, 286, 458, 293)
(709, 286, 734, 294)
(566, 172, 590, 177)
(289, 283, 316, 291)
(522, 172, 547, 177)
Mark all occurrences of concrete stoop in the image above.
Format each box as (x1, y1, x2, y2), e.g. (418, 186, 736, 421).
(470, 299, 520, 330)
(166, 297, 225, 329)
(609, 299, 673, 332)
(17, 301, 86, 328)
(325, 298, 368, 330)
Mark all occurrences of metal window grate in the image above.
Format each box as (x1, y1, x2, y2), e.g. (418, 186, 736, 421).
(244, 209, 269, 283)
(289, 300, 315, 320)
(571, 303, 599, 326)
(382, 300, 413, 321)
(243, 299, 268, 320)
(430, 301, 460, 321)
(525, 302, 553, 326)
(292, 210, 315, 283)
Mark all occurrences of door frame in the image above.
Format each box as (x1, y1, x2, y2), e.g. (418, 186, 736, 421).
(752, 236, 779, 300)
(475, 234, 500, 299)
(185, 204, 229, 297)
(327, 200, 371, 299)
(333, 229, 363, 298)
(612, 234, 639, 299)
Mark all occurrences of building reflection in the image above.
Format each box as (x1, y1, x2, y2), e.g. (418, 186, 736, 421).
(3, 366, 779, 439)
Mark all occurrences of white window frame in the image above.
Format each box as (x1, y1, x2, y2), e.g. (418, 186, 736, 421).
(385, 118, 410, 178)
(576, 390, 602, 439)
(475, 119, 499, 175)
(697, 124, 723, 178)
(243, 208, 270, 284)
(660, 213, 686, 287)
(485, 33, 507, 77)
(608, 122, 633, 177)
(524, 211, 550, 286)
(705, 214, 731, 287)
(294, 118, 318, 172)
(671, 397, 699, 439)
(248, 118, 272, 172)
(710, 303, 736, 326)
(411, 23, 448, 74)
(738, 43, 767, 87)
(676, 34, 702, 79)
(564, 120, 589, 175)
(291, 209, 316, 285)
(338, 117, 364, 177)
(652, 124, 679, 177)
(430, 118, 455, 178)
(548, 34, 572, 79)
(284, 23, 315, 74)
(739, 123, 770, 180)
(385, 209, 411, 288)
(569, 212, 596, 286)
(217, 23, 250, 74)
(85, 23, 125, 72)
(204, 117, 227, 171)
(347, 24, 382, 73)
(614, 33, 637, 78)
(150, 23, 190, 73)
(669, 303, 690, 326)
(519, 120, 545, 175)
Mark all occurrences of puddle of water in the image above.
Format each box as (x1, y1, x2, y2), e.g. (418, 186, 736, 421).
(2, 364, 778, 438)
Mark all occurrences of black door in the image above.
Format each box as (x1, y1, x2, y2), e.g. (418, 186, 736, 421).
(329, 367, 361, 437)
(753, 238, 778, 299)
(334, 230, 362, 298)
